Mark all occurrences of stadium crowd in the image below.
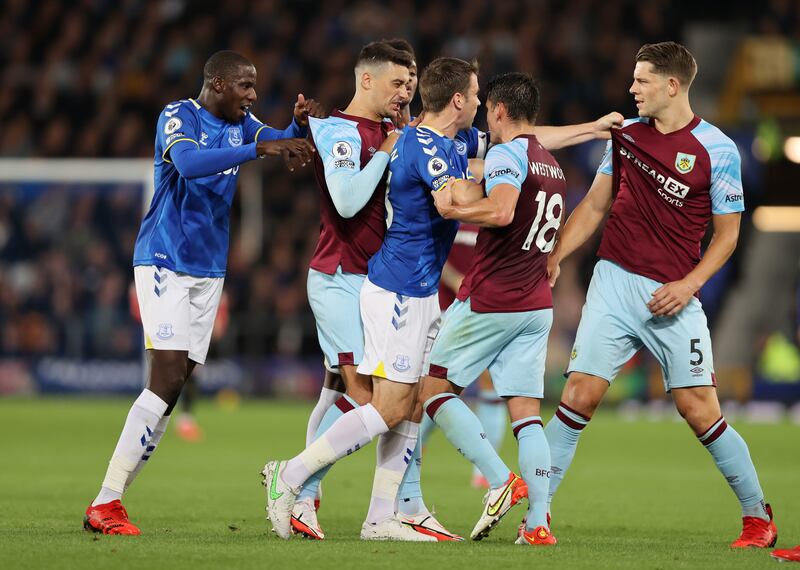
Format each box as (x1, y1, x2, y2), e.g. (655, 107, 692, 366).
(0, 0, 793, 361)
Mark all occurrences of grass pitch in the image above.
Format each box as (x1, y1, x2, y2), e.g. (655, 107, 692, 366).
(0, 397, 796, 569)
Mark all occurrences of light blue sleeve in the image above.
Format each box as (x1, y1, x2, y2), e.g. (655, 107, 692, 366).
(484, 139, 529, 196)
(310, 116, 389, 219)
(708, 149, 744, 214)
(597, 140, 613, 176)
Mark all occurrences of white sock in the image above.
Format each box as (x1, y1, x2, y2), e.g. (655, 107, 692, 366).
(366, 421, 419, 525)
(282, 404, 388, 489)
(306, 387, 343, 446)
(124, 413, 172, 492)
(92, 389, 168, 506)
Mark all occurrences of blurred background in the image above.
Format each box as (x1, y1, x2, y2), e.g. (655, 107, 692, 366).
(1, 0, 799, 421)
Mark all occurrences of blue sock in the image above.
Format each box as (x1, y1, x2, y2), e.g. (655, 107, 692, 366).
(396, 436, 428, 515)
(419, 412, 436, 446)
(474, 389, 506, 476)
(296, 394, 359, 502)
(424, 393, 511, 489)
(698, 417, 768, 520)
(544, 402, 589, 510)
(513, 416, 550, 530)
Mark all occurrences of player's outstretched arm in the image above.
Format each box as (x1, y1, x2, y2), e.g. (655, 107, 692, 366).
(433, 180, 519, 227)
(534, 112, 624, 150)
(647, 212, 741, 317)
(169, 140, 261, 180)
(547, 172, 613, 286)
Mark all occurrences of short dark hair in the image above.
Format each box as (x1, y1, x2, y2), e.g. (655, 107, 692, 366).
(486, 72, 540, 123)
(356, 41, 414, 70)
(636, 42, 697, 87)
(419, 57, 479, 113)
(383, 38, 415, 61)
(203, 50, 253, 81)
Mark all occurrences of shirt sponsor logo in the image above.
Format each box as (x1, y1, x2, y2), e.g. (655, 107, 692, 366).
(725, 194, 742, 203)
(675, 152, 696, 174)
(392, 354, 411, 373)
(156, 323, 174, 340)
(618, 147, 691, 206)
(454, 139, 467, 155)
(164, 117, 182, 135)
(427, 156, 448, 177)
(488, 167, 520, 179)
(228, 127, 242, 147)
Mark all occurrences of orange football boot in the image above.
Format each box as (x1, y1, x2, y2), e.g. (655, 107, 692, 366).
(730, 503, 777, 548)
(84, 500, 141, 535)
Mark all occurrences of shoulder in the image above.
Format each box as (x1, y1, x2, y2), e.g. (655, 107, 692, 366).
(309, 116, 361, 150)
(690, 119, 740, 160)
(621, 117, 648, 129)
(157, 99, 200, 140)
(486, 138, 528, 169)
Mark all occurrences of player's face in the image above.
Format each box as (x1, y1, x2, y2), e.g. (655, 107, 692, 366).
(406, 62, 418, 103)
(458, 74, 481, 130)
(222, 65, 258, 122)
(373, 63, 411, 118)
(629, 61, 669, 118)
(485, 100, 501, 143)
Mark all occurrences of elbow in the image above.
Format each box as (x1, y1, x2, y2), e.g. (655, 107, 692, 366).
(333, 203, 358, 219)
(491, 209, 514, 227)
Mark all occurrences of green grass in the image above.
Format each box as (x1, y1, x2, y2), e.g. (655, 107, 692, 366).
(0, 398, 796, 569)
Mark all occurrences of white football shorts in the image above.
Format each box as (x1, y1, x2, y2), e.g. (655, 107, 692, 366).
(357, 277, 441, 384)
(133, 265, 224, 365)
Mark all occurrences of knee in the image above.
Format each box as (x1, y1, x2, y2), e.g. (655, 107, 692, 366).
(676, 400, 718, 434)
(147, 351, 190, 403)
(562, 375, 604, 418)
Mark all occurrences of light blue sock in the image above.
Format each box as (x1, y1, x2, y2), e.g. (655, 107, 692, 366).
(424, 393, 511, 489)
(296, 394, 359, 502)
(513, 416, 550, 530)
(544, 402, 589, 510)
(698, 417, 768, 520)
(396, 436, 428, 515)
(419, 412, 436, 446)
(473, 389, 507, 477)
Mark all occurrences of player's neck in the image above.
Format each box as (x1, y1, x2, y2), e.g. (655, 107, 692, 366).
(196, 90, 224, 121)
(343, 95, 383, 123)
(652, 102, 695, 134)
(419, 112, 458, 139)
(499, 122, 535, 144)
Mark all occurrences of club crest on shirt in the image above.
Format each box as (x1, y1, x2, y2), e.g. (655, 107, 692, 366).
(392, 354, 411, 373)
(156, 323, 174, 340)
(675, 152, 696, 174)
(164, 117, 182, 135)
(454, 139, 467, 155)
(570, 347, 578, 360)
(228, 127, 242, 147)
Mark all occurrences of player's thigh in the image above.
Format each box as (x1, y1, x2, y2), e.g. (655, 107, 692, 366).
(307, 267, 365, 368)
(371, 376, 418, 427)
(567, 261, 644, 382)
(488, 308, 553, 399)
(426, 299, 509, 391)
(357, 279, 440, 383)
(477, 369, 494, 391)
(639, 297, 716, 392)
(187, 274, 224, 365)
(339, 364, 373, 405)
(134, 265, 191, 353)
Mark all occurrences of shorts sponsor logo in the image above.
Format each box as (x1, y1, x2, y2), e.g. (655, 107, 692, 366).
(427, 156, 447, 177)
(228, 127, 242, 147)
(392, 354, 411, 373)
(164, 117, 182, 135)
(156, 323, 174, 340)
(454, 139, 467, 155)
(675, 152, 696, 174)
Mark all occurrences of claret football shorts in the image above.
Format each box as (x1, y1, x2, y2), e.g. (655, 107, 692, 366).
(133, 265, 224, 365)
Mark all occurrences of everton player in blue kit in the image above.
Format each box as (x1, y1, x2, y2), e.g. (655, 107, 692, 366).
(84, 51, 318, 535)
(264, 57, 480, 542)
(424, 72, 564, 546)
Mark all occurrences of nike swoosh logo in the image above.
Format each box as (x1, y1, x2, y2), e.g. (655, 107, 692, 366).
(486, 478, 515, 517)
(269, 463, 284, 500)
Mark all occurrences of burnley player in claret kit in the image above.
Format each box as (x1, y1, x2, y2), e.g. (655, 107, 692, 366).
(545, 42, 777, 547)
(423, 72, 565, 546)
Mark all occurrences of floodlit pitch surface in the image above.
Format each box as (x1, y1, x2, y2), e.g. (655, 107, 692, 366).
(0, 398, 796, 569)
